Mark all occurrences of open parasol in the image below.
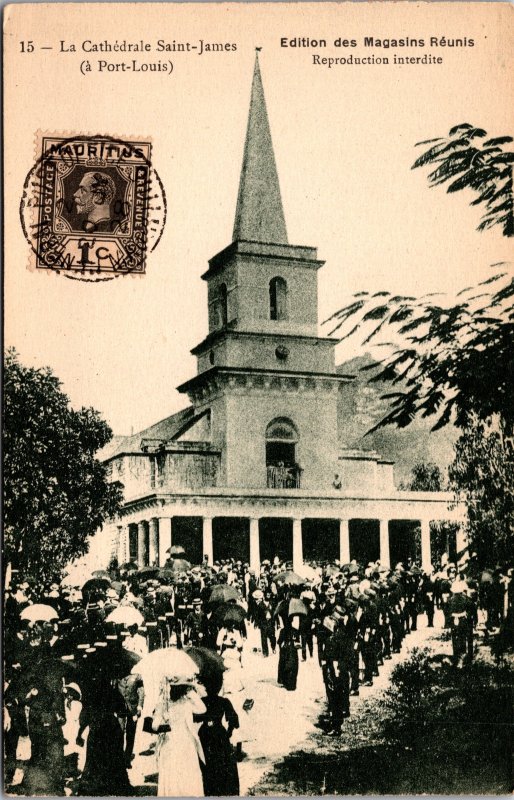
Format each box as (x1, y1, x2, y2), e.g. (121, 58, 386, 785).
(273, 571, 304, 587)
(91, 570, 111, 581)
(105, 605, 144, 627)
(168, 545, 186, 556)
(186, 646, 226, 681)
(169, 558, 192, 573)
(288, 598, 308, 617)
(213, 602, 247, 627)
(20, 603, 59, 623)
(207, 584, 240, 607)
(82, 577, 111, 594)
(134, 566, 160, 580)
(296, 564, 320, 582)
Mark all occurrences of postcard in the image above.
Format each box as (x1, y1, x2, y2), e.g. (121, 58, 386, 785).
(3, 2, 513, 796)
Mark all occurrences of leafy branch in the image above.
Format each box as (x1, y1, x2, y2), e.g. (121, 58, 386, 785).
(325, 269, 514, 433)
(412, 123, 514, 236)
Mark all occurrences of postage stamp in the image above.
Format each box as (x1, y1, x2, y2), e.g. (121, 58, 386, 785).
(20, 134, 166, 281)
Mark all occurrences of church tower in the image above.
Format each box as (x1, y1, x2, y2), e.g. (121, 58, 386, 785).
(178, 54, 350, 490)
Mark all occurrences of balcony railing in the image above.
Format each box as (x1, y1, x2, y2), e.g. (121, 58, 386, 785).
(267, 463, 302, 489)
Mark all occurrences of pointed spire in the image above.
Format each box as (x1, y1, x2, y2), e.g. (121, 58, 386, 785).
(233, 53, 288, 244)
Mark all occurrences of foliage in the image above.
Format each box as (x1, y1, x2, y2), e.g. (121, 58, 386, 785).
(382, 647, 513, 752)
(402, 462, 444, 491)
(399, 464, 459, 562)
(448, 415, 514, 566)
(3, 348, 123, 583)
(412, 123, 514, 236)
(325, 270, 514, 434)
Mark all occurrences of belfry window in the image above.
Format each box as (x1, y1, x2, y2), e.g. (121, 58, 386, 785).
(218, 283, 228, 327)
(269, 277, 288, 321)
(265, 417, 301, 488)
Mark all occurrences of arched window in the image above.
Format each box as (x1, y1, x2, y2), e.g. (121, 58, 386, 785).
(269, 277, 288, 321)
(265, 418, 301, 488)
(218, 282, 228, 327)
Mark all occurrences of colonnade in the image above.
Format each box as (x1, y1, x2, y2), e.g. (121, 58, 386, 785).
(115, 514, 466, 574)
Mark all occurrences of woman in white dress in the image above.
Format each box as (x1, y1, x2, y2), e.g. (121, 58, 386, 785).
(217, 625, 247, 757)
(152, 679, 206, 797)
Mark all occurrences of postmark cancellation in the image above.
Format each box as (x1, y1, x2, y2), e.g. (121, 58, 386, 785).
(20, 134, 166, 280)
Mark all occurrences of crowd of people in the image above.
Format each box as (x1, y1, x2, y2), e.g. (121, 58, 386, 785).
(4, 548, 513, 796)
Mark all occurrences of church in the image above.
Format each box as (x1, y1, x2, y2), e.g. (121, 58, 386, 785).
(101, 55, 465, 574)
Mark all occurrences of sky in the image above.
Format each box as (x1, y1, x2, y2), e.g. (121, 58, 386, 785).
(5, 2, 513, 435)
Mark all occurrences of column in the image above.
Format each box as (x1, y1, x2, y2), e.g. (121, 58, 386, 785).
(158, 518, 172, 566)
(292, 518, 303, 572)
(456, 526, 468, 563)
(202, 516, 213, 566)
(339, 518, 350, 564)
(137, 521, 147, 566)
(421, 519, 432, 572)
(149, 518, 159, 566)
(249, 518, 260, 574)
(117, 524, 128, 565)
(379, 518, 390, 569)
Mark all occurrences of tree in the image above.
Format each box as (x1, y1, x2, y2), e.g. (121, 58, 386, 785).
(412, 123, 513, 236)
(325, 270, 514, 435)
(3, 349, 123, 584)
(448, 415, 514, 566)
(403, 462, 444, 492)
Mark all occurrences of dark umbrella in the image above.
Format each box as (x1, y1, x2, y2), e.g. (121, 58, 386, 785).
(208, 584, 240, 607)
(21, 656, 77, 694)
(186, 647, 226, 681)
(273, 571, 304, 586)
(81, 644, 141, 681)
(134, 566, 160, 580)
(82, 578, 111, 594)
(213, 603, 247, 627)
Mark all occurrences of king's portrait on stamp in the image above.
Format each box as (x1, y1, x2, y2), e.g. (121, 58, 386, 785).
(72, 170, 120, 233)
(20, 134, 166, 280)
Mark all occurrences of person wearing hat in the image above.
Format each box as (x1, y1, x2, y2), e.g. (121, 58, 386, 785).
(448, 579, 474, 667)
(118, 671, 145, 769)
(322, 605, 354, 735)
(300, 588, 317, 662)
(185, 598, 207, 647)
(315, 586, 337, 665)
(421, 568, 437, 628)
(253, 590, 277, 657)
(405, 568, 422, 633)
(277, 619, 299, 692)
(358, 592, 379, 686)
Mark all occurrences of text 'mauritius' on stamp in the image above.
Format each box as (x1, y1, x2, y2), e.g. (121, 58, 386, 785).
(20, 134, 166, 281)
